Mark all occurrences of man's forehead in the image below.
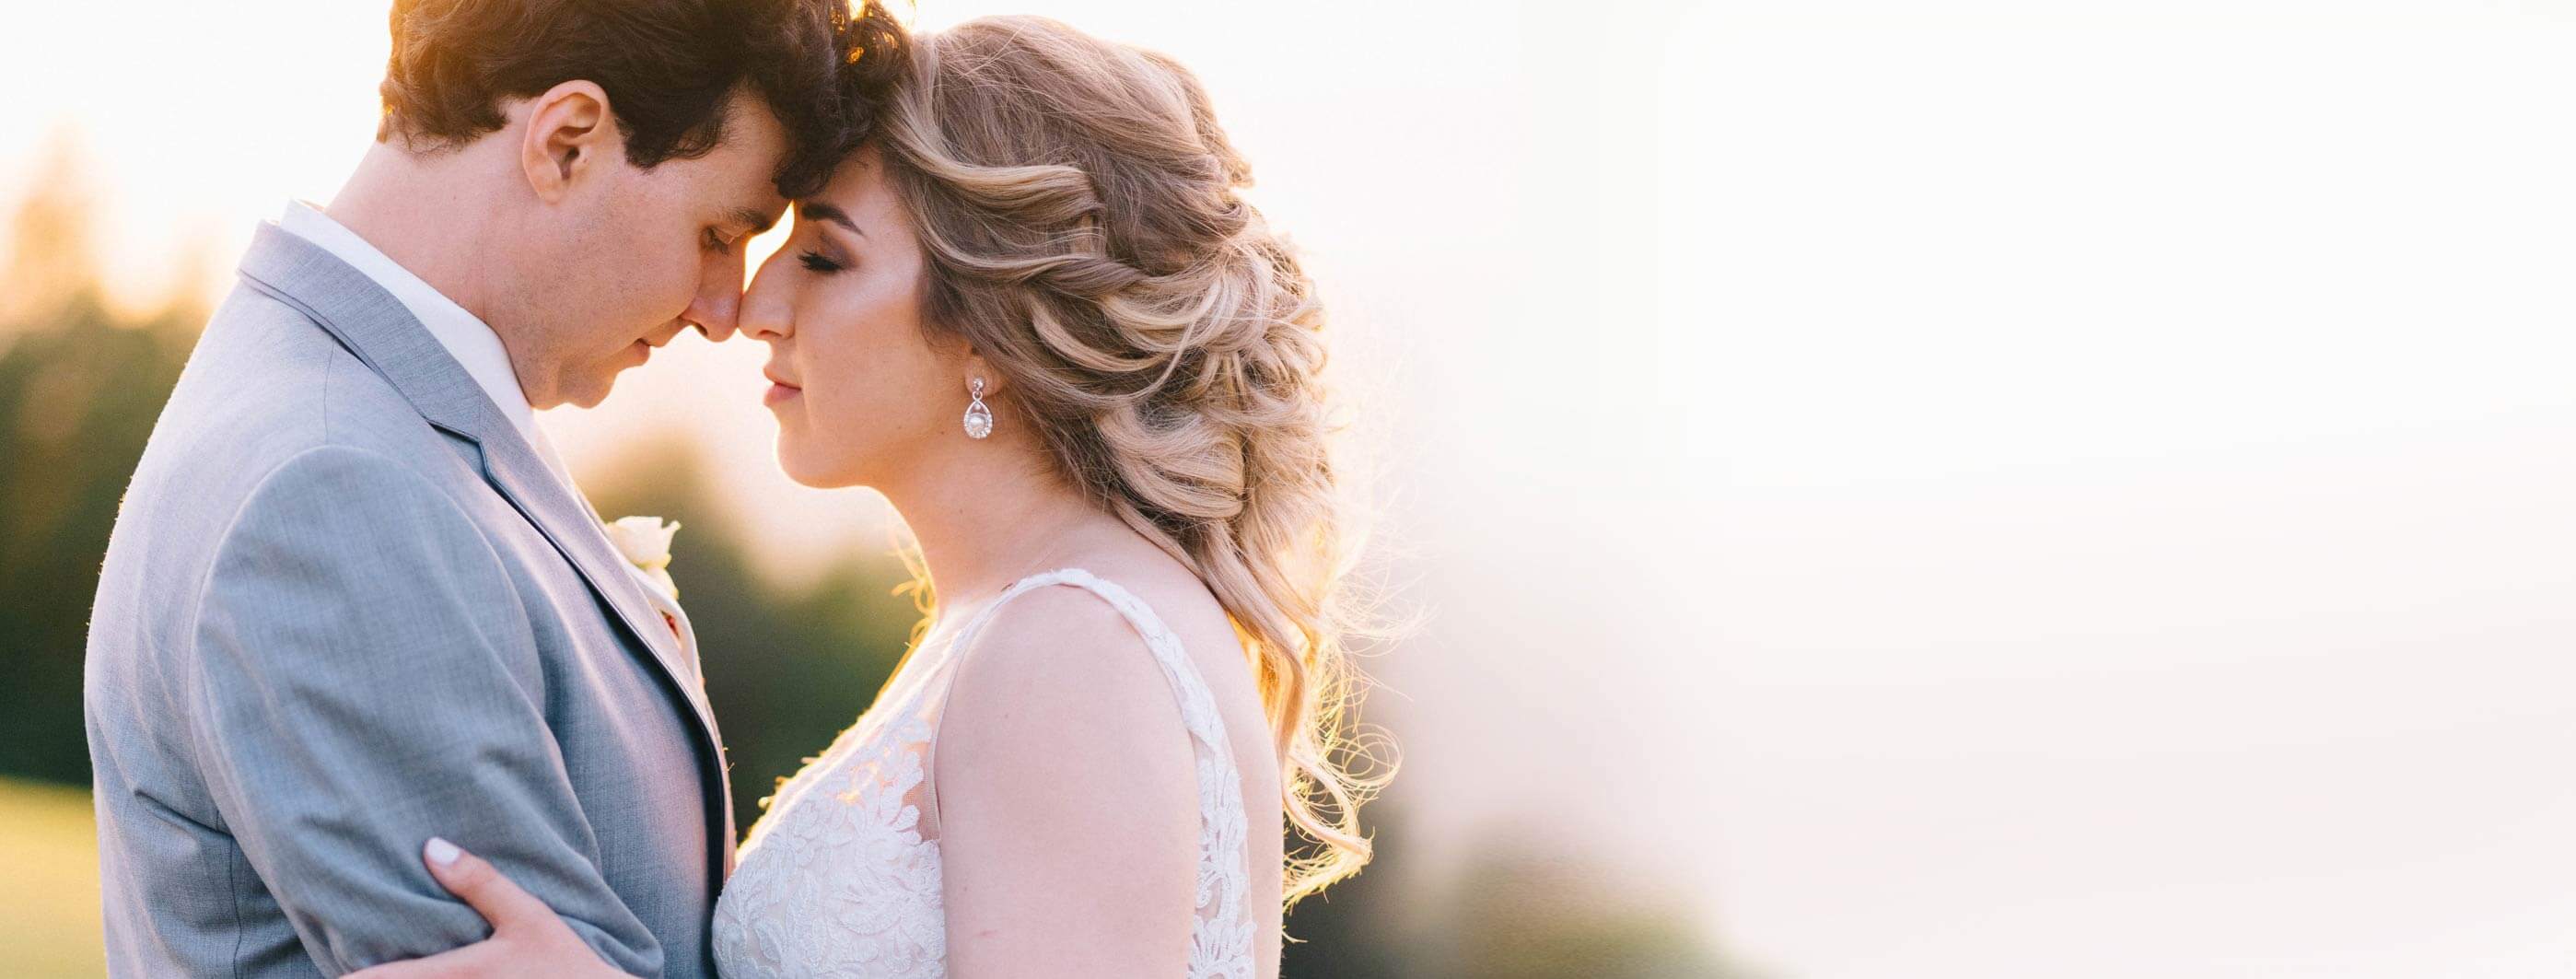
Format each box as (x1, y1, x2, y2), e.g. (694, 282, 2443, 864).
(683, 92, 783, 207)
(717, 97, 796, 212)
(717, 88, 793, 163)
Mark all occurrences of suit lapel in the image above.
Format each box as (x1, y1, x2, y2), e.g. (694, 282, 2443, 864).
(236, 225, 734, 861)
(473, 418, 723, 735)
(459, 413, 740, 867)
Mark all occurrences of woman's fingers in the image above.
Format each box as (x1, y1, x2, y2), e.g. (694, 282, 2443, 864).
(421, 836, 554, 936)
(348, 838, 628, 978)
(343, 837, 625, 978)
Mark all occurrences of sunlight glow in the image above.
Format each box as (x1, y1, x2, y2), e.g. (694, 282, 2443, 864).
(12, 1, 2576, 974)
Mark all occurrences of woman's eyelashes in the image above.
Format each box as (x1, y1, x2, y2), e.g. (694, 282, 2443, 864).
(798, 251, 845, 274)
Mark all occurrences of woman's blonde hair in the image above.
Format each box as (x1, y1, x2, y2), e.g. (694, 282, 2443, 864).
(876, 14, 1383, 904)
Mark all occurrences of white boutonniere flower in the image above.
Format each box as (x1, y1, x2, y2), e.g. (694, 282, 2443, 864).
(604, 516, 682, 600)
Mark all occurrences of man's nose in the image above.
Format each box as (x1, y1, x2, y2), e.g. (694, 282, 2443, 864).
(686, 254, 747, 341)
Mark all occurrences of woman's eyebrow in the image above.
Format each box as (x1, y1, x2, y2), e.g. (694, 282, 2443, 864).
(796, 202, 865, 238)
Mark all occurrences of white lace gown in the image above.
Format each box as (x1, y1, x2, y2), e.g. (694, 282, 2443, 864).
(711, 568, 1259, 978)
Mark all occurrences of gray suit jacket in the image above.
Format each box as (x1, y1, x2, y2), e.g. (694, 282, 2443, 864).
(85, 225, 734, 977)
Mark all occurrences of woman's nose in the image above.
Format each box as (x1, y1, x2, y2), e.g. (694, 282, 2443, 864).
(738, 253, 793, 342)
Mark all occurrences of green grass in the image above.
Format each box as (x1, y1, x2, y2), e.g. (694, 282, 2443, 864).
(0, 777, 105, 977)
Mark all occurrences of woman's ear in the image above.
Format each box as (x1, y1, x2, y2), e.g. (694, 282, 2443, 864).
(519, 80, 617, 204)
(960, 348, 1003, 399)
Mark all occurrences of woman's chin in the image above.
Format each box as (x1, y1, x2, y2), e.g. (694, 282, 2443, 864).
(771, 433, 810, 484)
(773, 440, 857, 490)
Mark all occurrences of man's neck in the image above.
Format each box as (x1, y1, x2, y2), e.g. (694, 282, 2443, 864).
(321, 140, 507, 330)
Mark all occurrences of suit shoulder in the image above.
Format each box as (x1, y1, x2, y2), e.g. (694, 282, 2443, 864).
(213, 444, 495, 571)
(151, 288, 446, 472)
(114, 288, 476, 573)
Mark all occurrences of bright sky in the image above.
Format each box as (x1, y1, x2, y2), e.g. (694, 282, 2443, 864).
(12, 1, 2576, 974)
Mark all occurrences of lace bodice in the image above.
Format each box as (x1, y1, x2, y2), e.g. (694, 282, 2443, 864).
(711, 569, 1260, 978)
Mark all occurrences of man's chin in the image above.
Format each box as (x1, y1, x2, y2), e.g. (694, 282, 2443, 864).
(554, 369, 623, 410)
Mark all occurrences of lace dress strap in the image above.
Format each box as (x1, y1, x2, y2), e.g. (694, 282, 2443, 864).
(917, 567, 1259, 976)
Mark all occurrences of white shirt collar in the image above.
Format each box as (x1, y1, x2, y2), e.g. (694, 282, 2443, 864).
(277, 200, 541, 447)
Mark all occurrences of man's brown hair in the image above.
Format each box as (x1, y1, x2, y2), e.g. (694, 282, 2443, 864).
(376, 0, 907, 197)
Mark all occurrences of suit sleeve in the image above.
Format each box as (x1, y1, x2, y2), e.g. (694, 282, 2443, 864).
(184, 444, 663, 976)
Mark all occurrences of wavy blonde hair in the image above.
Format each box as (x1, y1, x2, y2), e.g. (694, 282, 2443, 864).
(873, 15, 1383, 904)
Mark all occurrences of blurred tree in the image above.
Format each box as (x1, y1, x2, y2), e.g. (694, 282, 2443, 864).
(1282, 798, 1753, 979)
(0, 129, 103, 337)
(1280, 791, 1412, 979)
(0, 161, 196, 787)
(1412, 828, 1755, 979)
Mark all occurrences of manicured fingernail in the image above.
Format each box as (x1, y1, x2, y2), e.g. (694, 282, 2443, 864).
(425, 837, 462, 867)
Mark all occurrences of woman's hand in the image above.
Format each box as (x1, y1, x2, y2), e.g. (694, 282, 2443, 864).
(344, 838, 633, 979)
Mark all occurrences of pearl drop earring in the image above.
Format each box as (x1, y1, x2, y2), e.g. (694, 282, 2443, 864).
(962, 377, 994, 439)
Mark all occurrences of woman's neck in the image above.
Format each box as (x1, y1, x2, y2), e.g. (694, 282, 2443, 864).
(880, 443, 1113, 614)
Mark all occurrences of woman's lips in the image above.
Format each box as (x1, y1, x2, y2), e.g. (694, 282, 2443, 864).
(763, 379, 801, 406)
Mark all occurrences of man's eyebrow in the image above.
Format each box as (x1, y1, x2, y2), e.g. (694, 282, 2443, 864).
(797, 202, 865, 238)
(731, 206, 779, 236)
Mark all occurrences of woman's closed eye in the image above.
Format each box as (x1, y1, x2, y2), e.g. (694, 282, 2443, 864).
(798, 251, 845, 274)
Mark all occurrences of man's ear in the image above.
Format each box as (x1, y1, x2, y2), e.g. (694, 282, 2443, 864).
(519, 80, 618, 204)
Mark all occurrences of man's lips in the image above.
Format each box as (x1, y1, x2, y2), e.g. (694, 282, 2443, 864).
(626, 327, 684, 364)
(643, 320, 690, 349)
